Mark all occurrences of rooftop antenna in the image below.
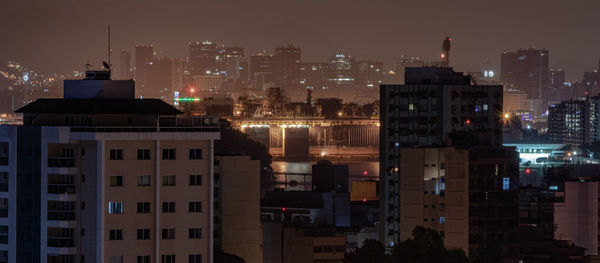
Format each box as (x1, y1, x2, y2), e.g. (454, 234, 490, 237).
(108, 24, 112, 69)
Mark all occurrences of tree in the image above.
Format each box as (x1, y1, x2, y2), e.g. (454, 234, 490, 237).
(389, 227, 468, 263)
(345, 239, 387, 263)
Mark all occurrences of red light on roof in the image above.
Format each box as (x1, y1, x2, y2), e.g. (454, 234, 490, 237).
(281, 207, 286, 212)
(525, 168, 531, 174)
(465, 119, 471, 124)
(362, 198, 367, 203)
(363, 171, 368, 176)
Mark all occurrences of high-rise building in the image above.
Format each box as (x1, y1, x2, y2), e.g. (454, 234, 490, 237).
(550, 69, 565, 88)
(273, 44, 301, 94)
(218, 47, 244, 80)
(189, 41, 218, 77)
(500, 49, 550, 102)
(134, 45, 154, 96)
(145, 58, 175, 100)
(547, 96, 600, 147)
(0, 70, 220, 263)
(300, 62, 328, 91)
(250, 54, 275, 90)
(327, 52, 356, 86)
(380, 67, 518, 259)
(118, 50, 132, 80)
(356, 60, 383, 88)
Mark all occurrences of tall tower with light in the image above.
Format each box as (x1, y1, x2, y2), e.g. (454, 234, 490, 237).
(441, 36, 451, 67)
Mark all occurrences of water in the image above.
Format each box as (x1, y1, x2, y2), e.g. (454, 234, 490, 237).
(272, 160, 379, 191)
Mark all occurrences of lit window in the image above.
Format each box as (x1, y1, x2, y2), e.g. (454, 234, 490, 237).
(483, 104, 488, 111)
(502, 178, 510, 190)
(549, 185, 558, 191)
(108, 201, 123, 214)
(409, 104, 414, 111)
(440, 217, 445, 224)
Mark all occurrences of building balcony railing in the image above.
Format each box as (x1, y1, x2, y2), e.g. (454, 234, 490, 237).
(48, 184, 75, 195)
(47, 157, 75, 168)
(0, 208, 6, 218)
(0, 155, 7, 166)
(47, 238, 74, 247)
(0, 183, 7, 192)
(48, 211, 75, 221)
(70, 116, 220, 133)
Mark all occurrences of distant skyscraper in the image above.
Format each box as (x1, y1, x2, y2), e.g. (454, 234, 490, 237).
(118, 50, 132, 80)
(500, 48, 550, 101)
(250, 54, 275, 90)
(548, 96, 600, 146)
(300, 62, 328, 90)
(189, 41, 218, 77)
(134, 45, 154, 96)
(356, 60, 383, 88)
(327, 52, 356, 85)
(273, 44, 301, 95)
(145, 58, 175, 101)
(218, 46, 244, 80)
(550, 69, 565, 88)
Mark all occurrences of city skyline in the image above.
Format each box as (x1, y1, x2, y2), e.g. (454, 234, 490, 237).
(1, 0, 599, 79)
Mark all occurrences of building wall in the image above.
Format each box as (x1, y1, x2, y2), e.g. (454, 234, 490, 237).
(0, 126, 18, 263)
(554, 182, 599, 256)
(216, 156, 261, 263)
(398, 148, 469, 254)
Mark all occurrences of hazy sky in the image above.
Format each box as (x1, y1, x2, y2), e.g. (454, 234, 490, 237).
(1, 0, 598, 79)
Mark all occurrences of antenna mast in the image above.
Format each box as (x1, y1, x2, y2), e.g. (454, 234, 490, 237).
(108, 25, 111, 68)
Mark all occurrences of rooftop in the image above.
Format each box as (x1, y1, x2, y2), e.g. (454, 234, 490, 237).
(16, 98, 183, 115)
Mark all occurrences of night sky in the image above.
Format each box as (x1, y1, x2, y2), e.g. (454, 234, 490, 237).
(1, 0, 598, 79)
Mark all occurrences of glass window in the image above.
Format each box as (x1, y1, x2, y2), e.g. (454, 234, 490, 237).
(137, 256, 151, 263)
(189, 202, 202, 213)
(189, 149, 203, 160)
(109, 149, 123, 160)
(137, 202, 150, 213)
(137, 149, 151, 160)
(109, 229, 123, 240)
(162, 202, 175, 213)
(188, 228, 202, 239)
(162, 175, 176, 186)
(108, 201, 124, 214)
(189, 175, 202, 186)
(138, 175, 151, 186)
(110, 176, 123, 187)
(162, 149, 176, 160)
(189, 255, 202, 263)
(162, 228, 175, 240)
(502, 177, 510, 190)
(137, 229, 150, 240)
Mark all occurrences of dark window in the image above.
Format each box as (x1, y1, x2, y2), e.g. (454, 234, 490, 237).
(189, 228, 202, 239)
(0, 225, 7, 244)
(162, 149, 176, 160)
(137, 202, 150, 213)
(189, 149, 203, 160)
(189, 255, 202, 263)
(189, 175, 202, 186)
(162, 202, 175, 213)
(110, 176, 123, 187)
(162, 175, 176, 186)
(161, 255, 175, 263)
(110, 149, 123, 160)
(109, 229, 123, 240)
(137, 149, 151, 160)
(137, 175, 151, 186)
(137, 229, 150, 240)
(162, 228, 175, 240)
(137, 256, 151, 263)
(189, 202, 202, 213)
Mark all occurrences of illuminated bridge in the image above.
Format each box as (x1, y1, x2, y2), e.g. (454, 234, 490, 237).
(228, 117, 380, 159)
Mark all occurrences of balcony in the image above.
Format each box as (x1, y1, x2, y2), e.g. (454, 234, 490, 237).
(48, 211, 75, 221)
(47, 238, 74, 247)
(0, 155, 7, 166)
(48, 184, 75, 195)
(48, 157, 75, 168)
(70, 116, 220, 133)
(0, 208, 6, 218)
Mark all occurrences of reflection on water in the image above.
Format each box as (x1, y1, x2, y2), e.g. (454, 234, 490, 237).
(272, 160, 379, 191)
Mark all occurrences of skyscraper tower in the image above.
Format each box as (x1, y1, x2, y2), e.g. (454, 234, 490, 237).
(118, 50, 132, 80)
(134, 45, 154, 96)
(189, 41, 218, 77)
(441, 36, 451, 67)
(273, 44, 301, 93)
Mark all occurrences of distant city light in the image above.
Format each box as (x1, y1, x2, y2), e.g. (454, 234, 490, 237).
(174, 97, 201, 102)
